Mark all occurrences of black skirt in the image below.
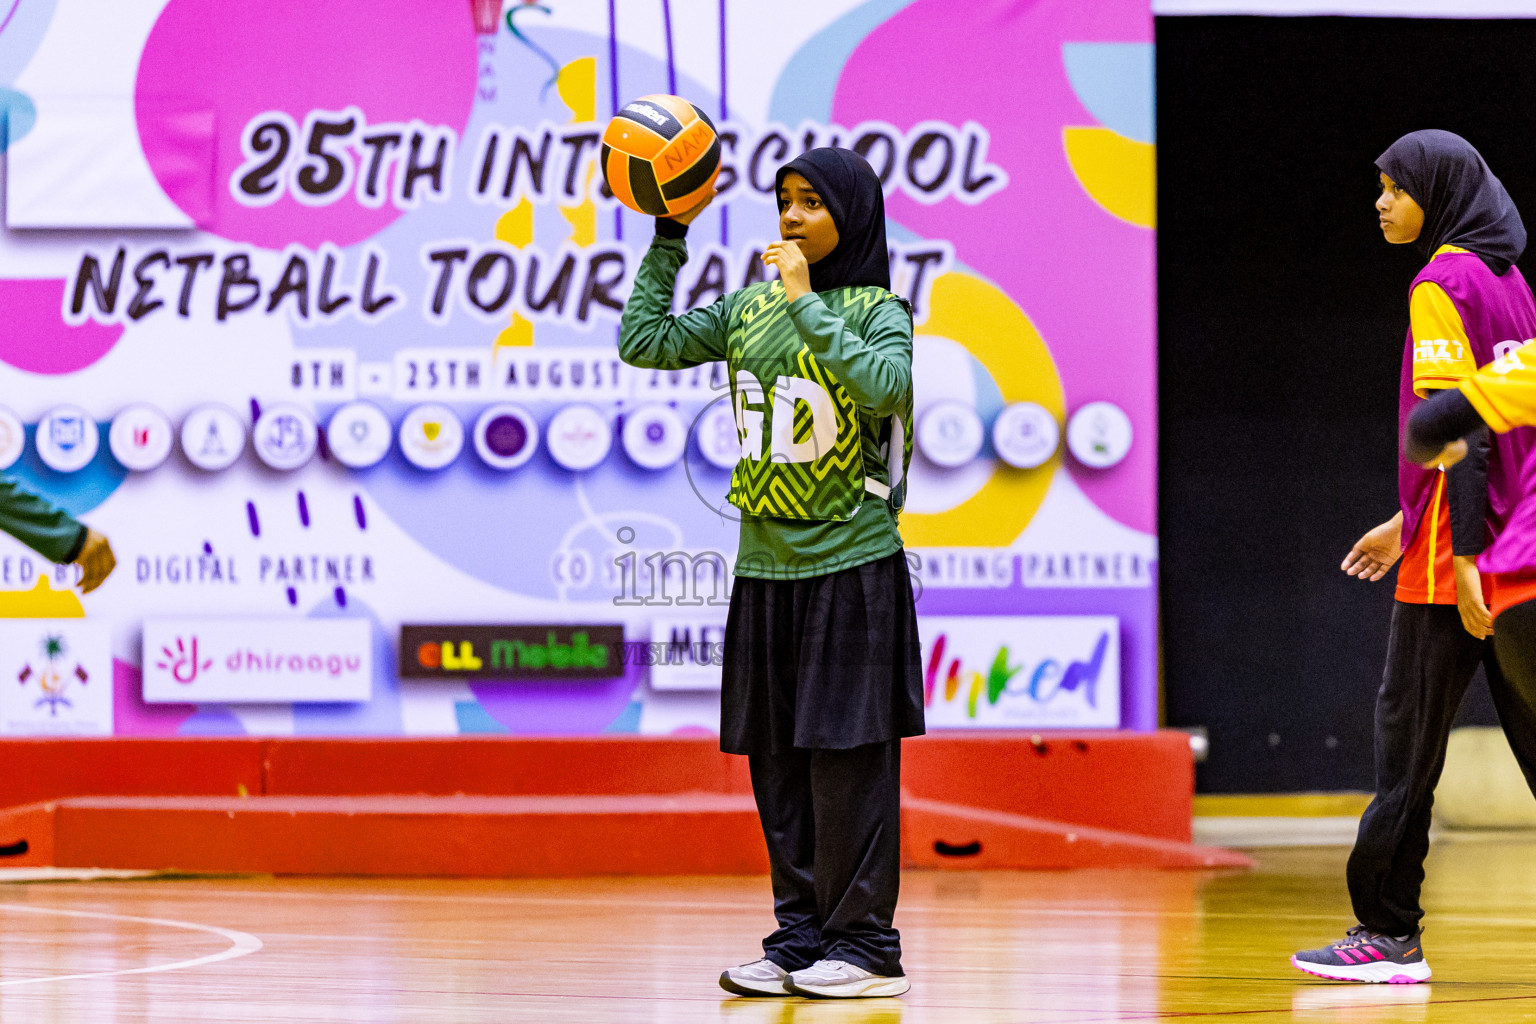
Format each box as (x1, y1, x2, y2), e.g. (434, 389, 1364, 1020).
(721, 549, 926, 754)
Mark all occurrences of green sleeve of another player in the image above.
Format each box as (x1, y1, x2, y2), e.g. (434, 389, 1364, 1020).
(618, 237, 730, 370)
(0, 479, 87, 564)
(786, 294, 912, 417)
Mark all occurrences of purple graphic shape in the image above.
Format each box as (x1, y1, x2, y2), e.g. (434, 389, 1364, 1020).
(353, 494, 367, 530)
(469, 656, 644, 736)
(297, 490, 310, 527)
(112, 659, 197, 736)
(661, 0, 676, 94)
(485, 414, 528, 457)
(245, 501, 260, 537)
(286, 586, 297, 606)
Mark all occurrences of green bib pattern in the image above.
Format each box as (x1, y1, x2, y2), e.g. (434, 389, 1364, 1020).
(726, 282, 913, 522)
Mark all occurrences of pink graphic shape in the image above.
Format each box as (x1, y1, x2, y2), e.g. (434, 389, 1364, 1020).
(112, 658, 196, 736)
(0, 279, 124, 373)
(833, 0, 1156, 533)
(135, 0, 478, 250)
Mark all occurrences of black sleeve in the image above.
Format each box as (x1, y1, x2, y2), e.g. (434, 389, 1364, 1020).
(1404, 387, 1486, 464)
(1445, 425, 1490, 556)
(62, 524, 88, 563)
(654, 217, 689, 240)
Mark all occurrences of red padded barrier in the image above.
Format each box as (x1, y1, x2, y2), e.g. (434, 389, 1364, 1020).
(0, 733, 1229, 875)
(903, 731, 1196, 842)
(261, 736, 754, 797)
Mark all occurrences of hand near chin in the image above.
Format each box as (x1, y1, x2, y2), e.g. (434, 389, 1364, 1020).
(762, 241, 812, 303)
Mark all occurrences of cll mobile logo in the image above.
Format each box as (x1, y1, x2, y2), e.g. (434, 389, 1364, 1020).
(157, 635, 362, 682)
(400, 624, 624, 681)
(924, 631, 1110, 719)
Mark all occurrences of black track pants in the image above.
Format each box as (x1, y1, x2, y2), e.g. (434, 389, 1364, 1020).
(1347, 601, 1536, 935)
(747, 739, 903, 976)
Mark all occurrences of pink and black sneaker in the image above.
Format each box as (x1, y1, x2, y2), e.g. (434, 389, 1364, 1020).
(1292, 925, 1431, 984)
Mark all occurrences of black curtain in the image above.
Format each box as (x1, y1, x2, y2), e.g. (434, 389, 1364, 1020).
(1157, 15, 1536, 792)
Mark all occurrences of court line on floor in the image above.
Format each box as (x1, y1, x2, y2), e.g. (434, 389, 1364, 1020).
(0, 904, 263, 988)
(1080, 989, 1536, 1022)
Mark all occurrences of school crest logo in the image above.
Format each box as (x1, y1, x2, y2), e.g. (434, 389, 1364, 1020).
(17, 632, 90, 716)
(0, 621, 114, 735)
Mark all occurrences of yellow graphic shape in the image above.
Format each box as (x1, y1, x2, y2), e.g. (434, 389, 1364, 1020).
(493, 57, 599, 350)
(557, 57, 596, 121)
(1063, 127, 1155, 228)
(494, 200, 535, 347)
(560, 167, 597, 245)
(0, 577, 85, 618)
(555, 57, 598, 246)
(496, 199, 534, 247)
(901, 272, 1064, 548)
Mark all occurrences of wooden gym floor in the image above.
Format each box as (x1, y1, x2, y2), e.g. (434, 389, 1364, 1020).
(0, 836, 1533, 1022)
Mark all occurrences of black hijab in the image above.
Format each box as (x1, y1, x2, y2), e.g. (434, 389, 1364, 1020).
(775, 148, 890, 292)
(1376, 129, 1525, 275)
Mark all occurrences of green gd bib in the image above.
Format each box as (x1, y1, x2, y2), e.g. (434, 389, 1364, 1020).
(725, 282, 913, 521)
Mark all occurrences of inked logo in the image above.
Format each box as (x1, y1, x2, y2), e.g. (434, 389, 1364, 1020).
(924, 631, 1111, 718)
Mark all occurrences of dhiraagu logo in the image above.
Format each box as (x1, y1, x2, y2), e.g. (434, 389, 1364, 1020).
(918, 615, 1121, 728)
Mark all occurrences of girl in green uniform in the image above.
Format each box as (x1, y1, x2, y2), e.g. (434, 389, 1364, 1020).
(619, 147, 924, 999)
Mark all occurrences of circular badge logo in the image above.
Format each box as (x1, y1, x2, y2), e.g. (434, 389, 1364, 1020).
(916, 400, 984, 468)
(991, 402, 1060, 469)
(108, 404, 174, 472)
(622, 404, 687, 471)
(473, 403, 539, 470)
(36, 405, 99, 473)
(546, 404, 612, 471)
(0, 407, 24, 471)
(180, 405, 247, 471)
(694, 401, 741, 470)
(326, 402, 393, 469)
(1066, 401, 1134, 469)
(399, 404, 464, 470)
(253, 403, 319, 471)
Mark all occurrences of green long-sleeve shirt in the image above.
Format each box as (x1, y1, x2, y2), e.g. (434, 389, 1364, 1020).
(620, 235, 911, 579)
(0, 479, 87, 563)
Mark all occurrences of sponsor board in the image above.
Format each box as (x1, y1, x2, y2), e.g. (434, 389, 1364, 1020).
(643, 615, 727, 691)
(399, 624, 625, 681)
(143, 619, 372, 702)
(0, 620, 113, 735)
(919, 615, 1120, 728)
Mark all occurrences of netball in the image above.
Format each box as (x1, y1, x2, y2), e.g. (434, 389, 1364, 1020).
(600, 94, 722, 216)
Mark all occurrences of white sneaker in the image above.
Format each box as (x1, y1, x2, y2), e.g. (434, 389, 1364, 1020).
(785, 959, 910, 998)
(719, 958, 792, 996)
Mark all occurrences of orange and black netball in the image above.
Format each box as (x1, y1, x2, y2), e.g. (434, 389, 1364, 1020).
(600, 94, 721, 217)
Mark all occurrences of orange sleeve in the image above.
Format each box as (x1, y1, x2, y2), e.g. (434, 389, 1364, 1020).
(1461, 340, 1536, 434)
(1409, 281, 1476, 397)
